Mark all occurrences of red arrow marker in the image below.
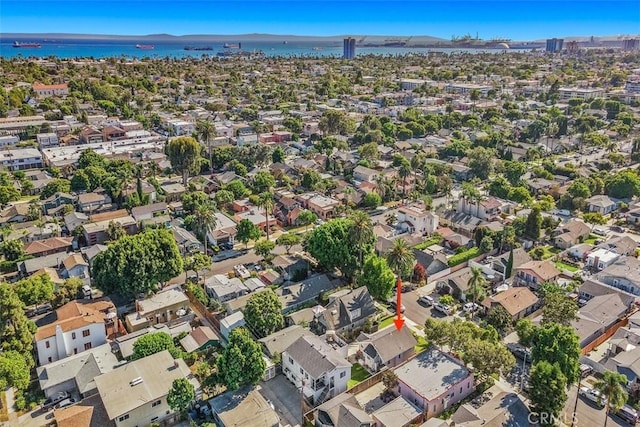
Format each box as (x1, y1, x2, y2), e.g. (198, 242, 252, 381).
(394, 277, 404, 331)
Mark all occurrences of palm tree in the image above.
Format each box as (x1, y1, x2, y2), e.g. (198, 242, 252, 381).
(258, 192, 274, 241)
(467, 267, 487, 308)
(398, 163, 412, 203)
(595, 371, 628, 427)
(196, 120, 216, 174)
(194, 205, 217, 255)
(348, 211, 374, 274)
(385, 239, 415, 281)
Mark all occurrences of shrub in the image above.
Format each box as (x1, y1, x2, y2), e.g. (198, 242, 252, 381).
(447, 247, 482, 267)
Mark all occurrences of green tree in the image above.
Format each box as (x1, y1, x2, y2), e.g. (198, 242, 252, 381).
(319, 109, 352, 135)
(40, 178, 71, 199)
(515, 318, 537, 348)
(181, 191, 212, 215)
(528, 361, 568, 426)
(276, 233, 302, 254)
(224, 180, 251, 199)
(505, 248, 514, 278)
(0, 285, 35, 363)
(132, 332, 181, 360)
(542, 292, 578, 326)
(0, 239, 24, 261)
(304, 218, 371, 280)
(358, 255, 395, 300)
(71, 170, 91, 191)
(254, 239, 275, 259)
(486, 305, 513, 335)
(0, 185, 20, 205)
(236, 219, 261, 248)
(531, 322, 581, 385)
(167, 136, 201, 186)
(77, 149, 106, 169)
(0, 350, 30, 391)
(184, 252, 211, 282)
(106, 220, 126, 241)
(297, 209, 317, 231)
(52, 278, 84, 308)
(92, 229, 184, 297)
(467, 147, 496, 180)
(214, 189, 234, 209)
(244, 289, 284, 338)
(467, 267, 487, 306)
(385, 238, 415, 280)
(167, 378, 195, 414)
(194, 204, 217, 255)
(252, 170, 275, 194)
(605, 170, 640, 199)
(271, 146, 286, 164)
(595, 371, 629, 427)
(582, 212, 607, 229)
(567, 180, 592, 199)
(525, 206, 542, 240)
(381, 370, 399, 392)
(363, 192, 382, 208)
(14, 274, 55, 308)
(463, 339, 515, 383)
(503, 161, 527, 186)
(216, 328, 266, 390)
(348, 211, 375, 273)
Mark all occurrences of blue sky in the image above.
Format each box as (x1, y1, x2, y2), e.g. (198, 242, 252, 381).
(2, 0, 639, 39)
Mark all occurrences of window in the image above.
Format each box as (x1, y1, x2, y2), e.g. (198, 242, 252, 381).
(45, 341, 50, 349)
(340, 371, 346, 378)
(84, 342, 92, 350)
(72, 332, 76, 339)
(288, 357, 293, 364)
(73, 348, 78, 354)
(118, 414, 129, 422)
(299, 368, 303, 375)
(48, 357, 52, 363)
(82, 329, 90, 337)
(460, 387, 462, 393)
(152, 400, 161, 407)
(151, 416, 159, 422)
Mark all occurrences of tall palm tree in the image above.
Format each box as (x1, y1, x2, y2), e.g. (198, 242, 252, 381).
(595, 371, 628, 427)
(196, 120, 216, 174)
(385, 239, 415, 281)
(398, 163, 412, 204)
(258, 192, 274, 241)
(194, 204, 217, 255)
(467, 267, 487, 308)
(348, 211, 374, 274)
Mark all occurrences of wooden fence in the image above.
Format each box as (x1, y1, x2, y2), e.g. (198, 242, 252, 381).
(582, 316, 629, 355)
(185, 289, 222, 332)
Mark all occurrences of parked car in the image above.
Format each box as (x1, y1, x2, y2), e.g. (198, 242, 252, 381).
(42, 391, 69, 411)
(387, 299, 406, 313)
(507, 343, 531, 362)
(612, 404, 639, 425)
(578, 386, 606, 407)
(25, 303, 53, 318)
(418, 295, 434, 306)
(580, 363, 594, 378)
(611, 226, 626, 233)
(434, 303, 453, 315)
(54, 398, 77, 410)
(463, 302, 480, 313)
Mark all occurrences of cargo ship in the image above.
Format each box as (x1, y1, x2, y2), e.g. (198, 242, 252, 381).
(135, 44, 154, 50)
(223, 42, 241, 49)
(184, 46, 213, 51)
(13, 41, 41, 48)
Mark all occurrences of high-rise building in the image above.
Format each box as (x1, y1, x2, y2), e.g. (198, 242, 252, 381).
(546, 38, 564, 52)
(623, 39, 639, 51)
(343, 37, 356, 59)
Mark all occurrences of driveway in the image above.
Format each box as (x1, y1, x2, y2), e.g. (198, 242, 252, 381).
(258, 374, 302, 427)
(562, 383, 627, 427)
(401, 288, 459, 327)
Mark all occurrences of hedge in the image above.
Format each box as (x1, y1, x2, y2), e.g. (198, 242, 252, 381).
(447, 247, 482, 267)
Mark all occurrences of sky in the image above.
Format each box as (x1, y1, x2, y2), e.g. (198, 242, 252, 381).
(1, 0, 639, 40)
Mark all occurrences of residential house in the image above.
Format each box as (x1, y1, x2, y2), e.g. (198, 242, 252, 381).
(353, 165, 381, 183)
(0, 202, 30, 223)
(208, 385, 280, 427)
(298, 193, 341, 220)
(552, 220, 591, 249)
(205, 274, 248, 303)
(314, 393, 373, 427)
(578, 279, 638, 305)
(371, 395, 423, 427)
(514, 260, 561, 290)
(276, 274, 343, 313)
(397, 205, 439, 235)
(272, 254, 308, 280)
(207, 212, 237, 246)
(95, 350, 200, 427)
(79, 126, 104, 145)
(33, 83, 69, 97)
(585, 195, 618, 215)
(43, 192, 76, 216)
(481, 287, 540, 321)
(356, 325, 417, 372)
(597, 236, 638, 257)
(125, 288, 190, 333)
(36, 343, 122, 399)
(62, 253, 90, 280)
(179, 326, 220, 353)
(82, 210, 137, 246)
(282, 334, 351, 405)
(102, 126, 126, 141)
(219, 312, 246, 342)
(35, 298, 116, 366)
(626, 205, 640, 225)
(64, 211, 89, 234)
(172, 225, 203, 254)
(490, 247, 532, 280)
(130, 202, 167, 222)
(0, 148, 44, 171)
(596, 256, 640, 296)
(572, 294, 630, 350)
(161, 182, 187, 202)
(17, 252, 68, 276)
(258, 325, 314, 359)
(24, 236, 73, 257)
(392, 349, 474, 419)
(586, 248, 621, 271)
(36, 132, 60, 149)
(312, 287, 376, 335)
(457, 197, 502, 221)
(234, 207, 275, 233)
(77, 192, 113, 214)
(450, 381, 530, 427)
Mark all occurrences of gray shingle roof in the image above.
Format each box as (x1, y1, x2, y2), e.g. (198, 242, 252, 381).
(284, 335, 350, 379)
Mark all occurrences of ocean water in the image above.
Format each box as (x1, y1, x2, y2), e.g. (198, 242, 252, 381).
(0, 38, 520, 59)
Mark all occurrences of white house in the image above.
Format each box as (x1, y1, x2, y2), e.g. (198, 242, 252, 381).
(282, 334, 351, 406)
(219, 312, 246, 342)
(35, 299, 115, 366)
(585, 195, 618, 215)
(0, 148, 44, 171)
(397, 205, 439, 235)
(36, 133, 60, 149)
(587, 248, 621, 271)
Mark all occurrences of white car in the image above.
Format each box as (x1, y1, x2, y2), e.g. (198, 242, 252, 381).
(463, 302, 480, 313)
(579, 386, 606, 408)
(418, 295, 434, 306)
(434, 303, 453, 315)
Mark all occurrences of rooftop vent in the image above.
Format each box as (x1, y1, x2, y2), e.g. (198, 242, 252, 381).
(130, 377, 144, 386)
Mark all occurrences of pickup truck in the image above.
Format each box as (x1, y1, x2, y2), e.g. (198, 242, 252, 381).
(41, 391, 69, 411)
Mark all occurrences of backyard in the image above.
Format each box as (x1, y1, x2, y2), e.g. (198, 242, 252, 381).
(348, 363, 372, 389)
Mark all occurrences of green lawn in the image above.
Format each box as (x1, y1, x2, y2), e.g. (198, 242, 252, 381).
(555, 261, 579, 272)
(348, 363, 371, 388)
(414, 335, 429, 353)
(584, 234, 600, 245)
(379, 315, 395, 329)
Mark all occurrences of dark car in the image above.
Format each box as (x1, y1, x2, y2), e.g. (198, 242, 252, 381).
(42, 391, 69, 411)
